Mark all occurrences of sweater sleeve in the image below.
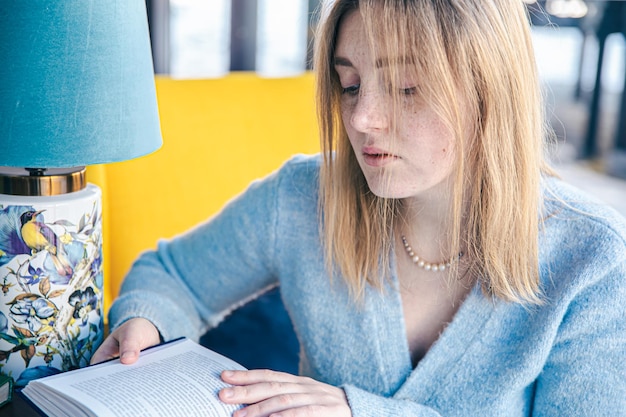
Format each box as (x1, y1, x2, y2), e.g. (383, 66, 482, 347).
(532, 259, 626, 416)
(108, 166, 282, 342)
(343, 385, 442, 417)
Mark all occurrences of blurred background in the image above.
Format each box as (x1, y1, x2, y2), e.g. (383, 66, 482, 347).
(143, 0, 626, 216)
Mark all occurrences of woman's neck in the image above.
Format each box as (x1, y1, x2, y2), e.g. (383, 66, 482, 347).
(398, 190, 466, 263)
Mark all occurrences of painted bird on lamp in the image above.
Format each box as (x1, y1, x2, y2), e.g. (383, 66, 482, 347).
(20, 210, 73, 277)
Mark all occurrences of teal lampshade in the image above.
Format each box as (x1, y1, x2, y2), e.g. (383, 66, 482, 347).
(0, 0, 162, 168)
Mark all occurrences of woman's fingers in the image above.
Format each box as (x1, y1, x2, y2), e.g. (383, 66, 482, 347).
(222, 369, 304, 385)
(90, 317, 161, 365)
(234, 392, 336, 417)
(90, 336, 122, 364)
(220, 379, 307, 404)
(220, 369, 316, 404)
(220, 369, 351, 417)
(117, 318, 161, 364)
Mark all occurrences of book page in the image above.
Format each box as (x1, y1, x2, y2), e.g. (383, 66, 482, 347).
(23, 338, 245, 417)
(0, 380, 11, 404)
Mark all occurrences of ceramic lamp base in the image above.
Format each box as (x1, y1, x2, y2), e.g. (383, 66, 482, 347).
(0, 184, 104, 387)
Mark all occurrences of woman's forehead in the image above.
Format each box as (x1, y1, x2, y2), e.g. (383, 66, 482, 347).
(334, 10, 420, 72)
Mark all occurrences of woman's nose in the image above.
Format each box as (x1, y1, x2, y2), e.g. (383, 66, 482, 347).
(349, 91, 390, 133)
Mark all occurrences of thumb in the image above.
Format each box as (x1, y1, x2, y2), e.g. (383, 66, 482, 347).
(90, 336, 121, 365)
(118, 338, 144, 364)
(119, 346, 141, 364)
(117, 318, 161, 364)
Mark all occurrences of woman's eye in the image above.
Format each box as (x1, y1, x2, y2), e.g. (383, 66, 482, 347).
(384, 84, 418, 97)
(341, 84, 360, 96)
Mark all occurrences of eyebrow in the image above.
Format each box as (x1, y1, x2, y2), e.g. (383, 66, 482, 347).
(375, 56, 415, 68)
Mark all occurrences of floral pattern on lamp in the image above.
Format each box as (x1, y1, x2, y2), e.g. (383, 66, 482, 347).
(0, 186, 104, 387)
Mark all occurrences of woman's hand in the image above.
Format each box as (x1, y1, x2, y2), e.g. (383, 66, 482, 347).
(219, 369, 352, 417)
(90, 317, 161, 365)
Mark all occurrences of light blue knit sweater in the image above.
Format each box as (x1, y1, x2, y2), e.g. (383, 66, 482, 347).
(110, 154, 626, 416)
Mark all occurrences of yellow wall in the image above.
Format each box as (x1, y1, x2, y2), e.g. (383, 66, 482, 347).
(87, 72, 319, 314)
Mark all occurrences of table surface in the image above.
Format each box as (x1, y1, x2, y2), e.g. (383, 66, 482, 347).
(0, 392, 40, 417)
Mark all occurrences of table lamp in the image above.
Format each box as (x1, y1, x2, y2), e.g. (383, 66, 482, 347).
(0, 1, 162, 387)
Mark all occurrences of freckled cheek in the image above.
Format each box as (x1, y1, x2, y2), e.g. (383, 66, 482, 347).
(420, 133, 455, 166)
(405, 118, 451, 156)
(427, 118, 456, 161)
(437, 143, 458, 174)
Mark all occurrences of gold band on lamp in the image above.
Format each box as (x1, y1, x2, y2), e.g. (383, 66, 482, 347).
(0, 168, 86, 197)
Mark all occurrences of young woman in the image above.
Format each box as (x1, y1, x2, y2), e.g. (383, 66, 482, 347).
(93, 0, 626, 415)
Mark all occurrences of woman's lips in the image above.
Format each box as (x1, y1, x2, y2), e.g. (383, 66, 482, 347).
(362, 147, 398, 167)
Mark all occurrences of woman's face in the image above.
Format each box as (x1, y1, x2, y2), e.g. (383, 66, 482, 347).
(334, 10, 458, 202)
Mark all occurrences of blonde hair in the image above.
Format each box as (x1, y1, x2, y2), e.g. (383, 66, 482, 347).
(314, 0, 554, 304)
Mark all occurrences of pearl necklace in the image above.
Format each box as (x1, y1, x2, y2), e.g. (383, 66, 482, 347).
(401, 235, 463, 272)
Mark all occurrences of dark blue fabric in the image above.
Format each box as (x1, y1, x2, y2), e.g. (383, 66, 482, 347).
(200, 287, 299, 374)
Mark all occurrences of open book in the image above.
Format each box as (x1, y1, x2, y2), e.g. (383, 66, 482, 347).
(21, 338, 245, 417)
